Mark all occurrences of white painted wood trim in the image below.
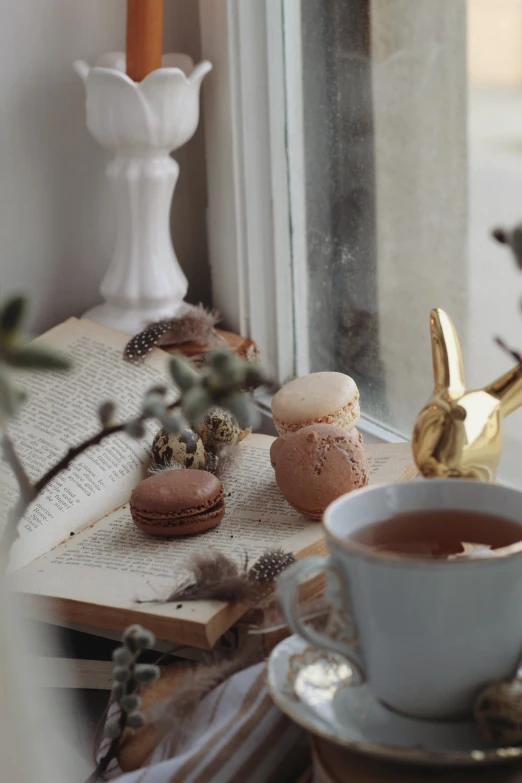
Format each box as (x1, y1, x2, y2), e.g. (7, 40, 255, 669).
(278, 0, 310, 377)
(199, 0, 307, 382)
(198, 0, 248, 338)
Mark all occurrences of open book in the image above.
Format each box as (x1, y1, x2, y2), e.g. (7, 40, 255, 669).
(5, 319, 416, 649)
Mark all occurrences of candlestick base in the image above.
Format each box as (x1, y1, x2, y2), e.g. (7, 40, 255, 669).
(82, 301, 185, 335)
(75, 52, 212, 334)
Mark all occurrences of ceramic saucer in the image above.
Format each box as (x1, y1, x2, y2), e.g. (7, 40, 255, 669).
(267, 635, 522, 767)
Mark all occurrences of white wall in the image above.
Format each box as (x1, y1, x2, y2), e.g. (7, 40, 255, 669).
(468, 0, 522, 88)
(0, 0, 209, 334)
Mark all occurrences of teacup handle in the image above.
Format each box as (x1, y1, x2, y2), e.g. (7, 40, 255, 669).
(277, 556, 366, 684)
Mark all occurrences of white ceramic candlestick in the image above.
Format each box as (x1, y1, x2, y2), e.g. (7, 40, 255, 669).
(74, 52, 212, 334)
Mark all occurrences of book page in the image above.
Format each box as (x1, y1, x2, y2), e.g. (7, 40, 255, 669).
(9, 435, 322, 646)
(9, 435, 416, 647)
(365, 442, 417, 482)
(1, 319, 172, 570)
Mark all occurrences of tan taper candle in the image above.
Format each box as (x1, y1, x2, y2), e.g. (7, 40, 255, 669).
(126, 0, 164, 82)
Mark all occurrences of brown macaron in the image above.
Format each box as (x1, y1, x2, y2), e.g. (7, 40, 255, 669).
(130, 470, 225, 536)
(269, 435, 287, 469)
(272, 423, 369, 520)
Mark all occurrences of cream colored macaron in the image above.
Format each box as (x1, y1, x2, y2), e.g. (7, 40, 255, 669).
(271, 371, 360, 436)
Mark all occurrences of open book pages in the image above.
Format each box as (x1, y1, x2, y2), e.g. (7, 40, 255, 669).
(10, 433, 415, 649)
(3, 316, 416, 648)
(0, 318, 173, 571)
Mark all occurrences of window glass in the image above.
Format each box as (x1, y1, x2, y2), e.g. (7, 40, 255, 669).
(296, 0, 522, 482)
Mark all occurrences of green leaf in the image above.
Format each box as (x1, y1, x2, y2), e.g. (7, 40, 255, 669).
(147, 384, 168, 397)
(127, 712, 146, 729)
(112, 646, 133, 666)
(104, 719, 122, 739)
(125, 419, 146, 439)
(121, 694, 141, 713)
(113, 666, 130, 683)
(134, 664, 160, 685)
(142, 392, 166, 417)
(0, 296, 26, 334)
(98, 401, 116, 427)
(208, 349, 235, 373)
(159, 412, 182, 434)
(220, 393, 259, 429)
(182, 387, 212, 425)
(6, 345, 71, 371)
(204, 354, 252, 396)
(112, 683, 125, 702)
(0, 370, 21, 416)
(244, 364, 264, 387)
(169, 355, 199, 392)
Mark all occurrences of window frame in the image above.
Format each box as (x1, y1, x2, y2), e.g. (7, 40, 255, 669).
(199, 0, 404, 444)
(199, 0, 308, 383)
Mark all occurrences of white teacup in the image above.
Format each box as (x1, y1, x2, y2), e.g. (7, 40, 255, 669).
(277, 479, 522, 720)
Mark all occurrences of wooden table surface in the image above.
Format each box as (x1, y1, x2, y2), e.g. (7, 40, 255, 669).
(312, 738, 522, 783)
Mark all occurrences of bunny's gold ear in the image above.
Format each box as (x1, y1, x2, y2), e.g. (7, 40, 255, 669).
(430, 308, 465, 397)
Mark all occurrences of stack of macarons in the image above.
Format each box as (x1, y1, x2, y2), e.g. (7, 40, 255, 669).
(270, 372, 368, 519)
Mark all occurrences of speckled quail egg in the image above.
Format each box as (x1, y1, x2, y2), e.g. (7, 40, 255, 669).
(475, 678, 522, 745)
(196, 407, 249, 451)
(150, 427, 207, 472)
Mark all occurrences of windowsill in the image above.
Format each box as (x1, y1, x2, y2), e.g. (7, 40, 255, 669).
(254, 390, 406, 445)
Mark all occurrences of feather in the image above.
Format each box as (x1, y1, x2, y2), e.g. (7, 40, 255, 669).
(157, 304, 221, 347)
(123, 305, 221, 362)
(248, 548, 296, 582)
(212, 443, 240, 479)
(150, 649, 260, 746)
(147, 462, 184, 476)
(137, 548, 297, 605)
(123, 321, 172, 362)
(137, 551, 257, 605)
(118, 649, 261, 766)
(165, 552, 256, 603)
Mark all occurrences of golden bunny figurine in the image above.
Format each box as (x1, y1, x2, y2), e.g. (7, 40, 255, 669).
(412, 309, 522, 481)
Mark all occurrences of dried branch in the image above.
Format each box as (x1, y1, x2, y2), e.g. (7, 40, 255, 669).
(0, 340, 264, 560)
(34, 420, 132, 495)
(85, 626, 159, 783)
(84, 735, 120, 783)
(495, 337, 522, 366)
(0, 401, 181, 556)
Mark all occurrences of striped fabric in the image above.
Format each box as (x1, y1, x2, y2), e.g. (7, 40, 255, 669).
(109, 663, 309, 783)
